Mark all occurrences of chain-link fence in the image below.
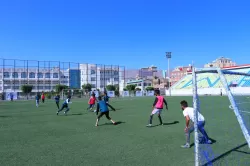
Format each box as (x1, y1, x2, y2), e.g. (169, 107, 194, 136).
(0, 58, 125, 100)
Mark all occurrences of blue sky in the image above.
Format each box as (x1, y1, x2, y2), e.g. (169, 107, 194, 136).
(0, 0, 250, 69)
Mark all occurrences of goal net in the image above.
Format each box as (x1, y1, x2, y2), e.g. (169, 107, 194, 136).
(192, 68, 250, 166)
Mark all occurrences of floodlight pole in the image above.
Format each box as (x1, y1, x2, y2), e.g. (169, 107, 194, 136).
(166, 52, 171, 96)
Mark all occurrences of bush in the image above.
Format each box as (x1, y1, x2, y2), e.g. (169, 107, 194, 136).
(115, 90, 119, 97)
(146, 86, 154, 91)
(46, 93, 52, 99)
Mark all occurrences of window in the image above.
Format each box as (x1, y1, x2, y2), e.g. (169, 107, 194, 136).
(37, 86, 44, 90)
(91, 70, 96, 75)
(45, 73, 50, 78)
(12, 72, 18, 78)
(45, 86, 51, 90)
(37, 72, 43, 78)
(91, 84, 96, 88)
(13, 86, 19, 90)
(114, 78, 119, 81)
(29, 72, 35, 78)
(53, 73, 59, 78)
(3, 72, 10, 78)
(21, 72, 27, 78)
(91, 77, 96, 81)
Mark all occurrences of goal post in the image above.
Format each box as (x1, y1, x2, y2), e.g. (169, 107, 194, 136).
(193, 67, 250, 166)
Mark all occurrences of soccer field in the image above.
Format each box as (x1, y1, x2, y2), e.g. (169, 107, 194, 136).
(0, 96, 249, 166)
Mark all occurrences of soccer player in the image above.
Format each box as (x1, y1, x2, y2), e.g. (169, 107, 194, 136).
(146, 90, 168, 127)
(41, 93, 45, 103)
(88, 93, 96, 111)
(54, 94, 60, 109)
(57, 95, 72, 116)
(35, 94, 40, 107)
(95, 96, 116, 127)
(180, 100, 212, 148)
(103, 92, 110, 103)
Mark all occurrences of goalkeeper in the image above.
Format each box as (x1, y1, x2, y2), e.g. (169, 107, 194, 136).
(180, 100, 212, 148)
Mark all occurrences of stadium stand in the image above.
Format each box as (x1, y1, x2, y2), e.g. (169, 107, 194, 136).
(168, 65, 250, 96)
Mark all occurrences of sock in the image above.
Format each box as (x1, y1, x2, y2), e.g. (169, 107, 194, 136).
(149, 115, 153, 124)
(158, 115, 163, 124)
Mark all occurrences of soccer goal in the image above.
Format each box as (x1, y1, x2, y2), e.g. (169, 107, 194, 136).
(192, 67, 250, 166)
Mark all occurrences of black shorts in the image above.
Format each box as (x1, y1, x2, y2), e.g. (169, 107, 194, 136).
(98, 111, 111, 119)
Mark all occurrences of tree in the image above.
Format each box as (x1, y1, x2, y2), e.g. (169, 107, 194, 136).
(82, 83, 92, 92)
(135, 87, 141, 91)
(106, 85, 116, 91)
(123, 88, 128, 91)
(55, 84, 68, 93)
(21, 85, 33, 99)
(146, 86, 154, 91)
(126, 84, 136, 92)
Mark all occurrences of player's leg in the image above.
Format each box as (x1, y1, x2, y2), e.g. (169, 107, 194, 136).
(105, 112, 116, 124)
(147, 109, 159, 127)
(181, 124, 194, 148)
(56, 102, 60, 109)
(88, 104, 93, 111)
(197, 121, 212, 144)
(57, 104, 65, 115)
(96, 112, 104, 126)
(157, 110, 163, 125)
(36, 100, 39, 107)
(64, 106, 70, 115)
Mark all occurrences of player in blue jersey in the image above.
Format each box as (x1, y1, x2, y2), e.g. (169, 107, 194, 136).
(103, 92, 110, 103)
(54, 94, 60, 109)
(95, 96, 116, 127)
(57, 95, 72, 116)
(35, 94, 40, 107)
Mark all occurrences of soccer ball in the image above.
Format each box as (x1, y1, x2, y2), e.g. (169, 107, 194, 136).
(93, 110, 97, 113)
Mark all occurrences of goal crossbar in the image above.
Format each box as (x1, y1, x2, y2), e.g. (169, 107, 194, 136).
(194, 68, 250, 76)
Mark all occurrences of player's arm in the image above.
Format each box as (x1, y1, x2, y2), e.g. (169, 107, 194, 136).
(185, 115, 190, 131)
(163, 98, 168, 110)
(96, 103, 100, 115)
(107, 103, 115, 111)
(152, 97, 158, 108)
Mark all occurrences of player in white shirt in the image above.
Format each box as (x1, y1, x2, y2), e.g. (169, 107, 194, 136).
(180, 100, 212, 148)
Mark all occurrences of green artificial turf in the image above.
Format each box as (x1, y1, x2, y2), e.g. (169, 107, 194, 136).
(0, 96, 249, 166)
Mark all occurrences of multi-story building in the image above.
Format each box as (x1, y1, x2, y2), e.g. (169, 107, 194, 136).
(204, 57, 236, 68)
(170, 66, 192, 86)
(0, 67, 67, 93)
(80, 64, 124, 91)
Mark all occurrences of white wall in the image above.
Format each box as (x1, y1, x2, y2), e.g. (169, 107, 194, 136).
(166, 87, 250, 96)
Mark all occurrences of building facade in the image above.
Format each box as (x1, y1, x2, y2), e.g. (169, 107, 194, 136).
(80, 64, 125, 91)
(0, 67, 67, 93)
(170, 66, 192, 86)
(204, 57, 236, 68)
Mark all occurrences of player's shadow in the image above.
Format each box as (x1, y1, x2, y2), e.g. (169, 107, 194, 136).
(202, 142, 248, 166)
(71, 113, 84, 116)
(190, 137, 217, 148)
(99, 121, 125, 126)
(150, 121, 179, 127)
(0, 115, 10, 118)
(163, 121, 179, 125)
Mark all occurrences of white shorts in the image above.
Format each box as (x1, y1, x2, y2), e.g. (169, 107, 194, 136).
(151, 109, 162, 115)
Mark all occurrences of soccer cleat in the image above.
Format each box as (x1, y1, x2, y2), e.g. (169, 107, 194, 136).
(206, 140, 212, 144)
(64, 112, 67, 116)
(160, 123, 164, 126)
(146, 124, 152, 127)
(181, 143, 190, 148)
(56, 112, 59, 115)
